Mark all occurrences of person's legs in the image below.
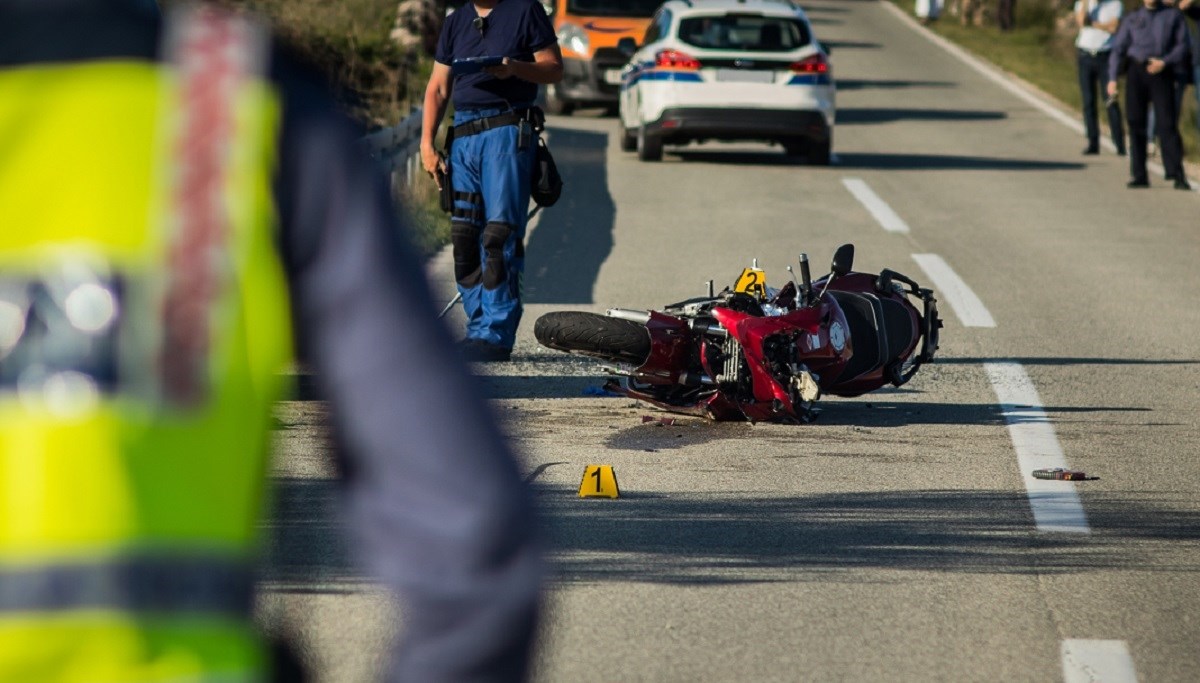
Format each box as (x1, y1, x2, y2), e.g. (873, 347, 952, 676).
(1126, 65, 1151, 184)
(450, 116, 488, 341)
(1150, 71, 1188, 186)
(476, 120, 536, 351)
(1078, 51, 1101, 152)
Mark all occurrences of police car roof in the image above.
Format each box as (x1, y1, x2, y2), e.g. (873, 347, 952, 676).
(663, 0, 804, 17)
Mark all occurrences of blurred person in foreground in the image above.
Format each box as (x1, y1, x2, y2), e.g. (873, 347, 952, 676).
(0, 1, 543, 681)
(1108, 0, 1192, 189)
(1075, 0, 1127, 156)
(419, 0, 562, 363)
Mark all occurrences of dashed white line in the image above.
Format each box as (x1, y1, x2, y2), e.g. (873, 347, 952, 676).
(985, 362, 1089, 534)
(842, 178, 910, 234)
(911, 253, 996, 328)
(1062, 639, 1139, 683)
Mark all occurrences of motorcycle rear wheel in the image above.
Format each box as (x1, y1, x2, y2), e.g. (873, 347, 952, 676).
(534, 312, 651, 365)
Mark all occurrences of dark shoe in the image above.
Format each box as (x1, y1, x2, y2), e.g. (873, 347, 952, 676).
(1126, 179, 1149, 188)
(1174, 178, 1192, 191)
(1115, 147, 1126, 156)
(460, 339, 512, 363)
(1082, 145, 1099, 155)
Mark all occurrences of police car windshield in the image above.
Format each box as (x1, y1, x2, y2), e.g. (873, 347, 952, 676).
(678, 15, 810, 51)
(567, 0, 663, 18)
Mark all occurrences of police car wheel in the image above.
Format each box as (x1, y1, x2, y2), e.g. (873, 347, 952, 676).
(637, 124, 662, 162)
(619, 122, 637, 152)
(809, 139, 832, 166)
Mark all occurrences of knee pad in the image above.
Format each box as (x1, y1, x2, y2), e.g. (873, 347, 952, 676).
(482, 222, 515, 290)
(451, 221, 482, 287)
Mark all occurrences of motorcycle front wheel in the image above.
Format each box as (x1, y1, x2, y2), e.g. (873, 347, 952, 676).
(534, 312, 651, 365)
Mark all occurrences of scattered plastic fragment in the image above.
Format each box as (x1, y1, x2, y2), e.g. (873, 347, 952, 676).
(582, 385, 621, 397)
(1032, 468, 1095, 481)
(641, 415, 677, 426)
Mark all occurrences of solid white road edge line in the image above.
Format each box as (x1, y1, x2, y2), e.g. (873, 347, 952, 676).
(841, 178, 910, 233)
(984, 362, 1090, 533)
(911, 253, 995, 327)
(1061, 639, 1139, 683)
(878, 0, 1199, 193)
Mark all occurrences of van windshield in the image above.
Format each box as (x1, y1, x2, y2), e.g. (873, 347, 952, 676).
(678, 15, 810, 51)
(567, 0, 663, 18)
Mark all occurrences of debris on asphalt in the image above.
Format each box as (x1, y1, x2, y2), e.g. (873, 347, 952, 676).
(1032, 468, 1096, 481)
(582, 385, 621, 397)
(641, 415, 677, 426)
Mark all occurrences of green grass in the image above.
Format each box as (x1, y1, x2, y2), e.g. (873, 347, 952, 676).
(196, 0, 450, 253)
(887, 0, 1200, 163)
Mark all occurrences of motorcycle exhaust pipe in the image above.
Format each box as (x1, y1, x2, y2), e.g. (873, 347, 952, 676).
(607, 308, 651, 324)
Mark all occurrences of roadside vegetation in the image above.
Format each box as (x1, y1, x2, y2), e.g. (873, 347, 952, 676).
(887, 0, 1199, 163)
(194, 0, 450, 254)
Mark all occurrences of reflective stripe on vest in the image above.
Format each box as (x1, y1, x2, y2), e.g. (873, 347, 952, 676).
(0, 6, 291, 681)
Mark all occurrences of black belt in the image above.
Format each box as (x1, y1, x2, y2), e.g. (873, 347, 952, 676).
(451, 107, 543, 140)
(0, 555, 253, 615)
(1077, 47, 1110, 57)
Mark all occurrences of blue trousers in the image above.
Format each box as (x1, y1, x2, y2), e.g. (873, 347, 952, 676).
(449, 107, 536, 349)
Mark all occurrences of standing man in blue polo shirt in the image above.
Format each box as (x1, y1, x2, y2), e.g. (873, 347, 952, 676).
(420, 0, 563, 362)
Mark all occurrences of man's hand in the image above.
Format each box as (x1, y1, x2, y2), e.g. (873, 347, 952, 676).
(1107, 80, 1119, 98)
(421, 142, 445, 188)
(483, 57, 515, 80)
(1147, 57, 1165, 74)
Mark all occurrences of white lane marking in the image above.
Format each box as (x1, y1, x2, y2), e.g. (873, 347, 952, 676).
(842, 178, 910, 233)
(879, 0, 1199, 192)
(911, 253, 995, 327)
(1062, 639, 1138, 683)
(985, 362, 1090, 534)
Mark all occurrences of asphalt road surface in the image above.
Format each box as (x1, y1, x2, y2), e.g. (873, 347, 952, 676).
(259, 1, 1200, 681)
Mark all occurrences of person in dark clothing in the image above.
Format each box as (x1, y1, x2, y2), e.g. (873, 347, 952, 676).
(1075, 0, 1127, 155)
(997, 0, 1018, 31)
(420, 0, 563, 363)
(1179, 0, 1200, 134)
(0, 1, 544, 681)
(1108, 0, 1193, 189)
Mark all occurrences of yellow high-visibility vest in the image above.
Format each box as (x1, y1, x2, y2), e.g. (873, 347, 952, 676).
(0, 8, 292, 681)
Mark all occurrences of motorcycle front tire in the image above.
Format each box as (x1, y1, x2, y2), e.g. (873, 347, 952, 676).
(534, 311, 651, 365)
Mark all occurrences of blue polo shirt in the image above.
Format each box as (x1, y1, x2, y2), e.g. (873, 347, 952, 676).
(435, 0, 557, 111)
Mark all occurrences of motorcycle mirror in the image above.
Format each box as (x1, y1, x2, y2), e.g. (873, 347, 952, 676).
(831, 244, 855, 276)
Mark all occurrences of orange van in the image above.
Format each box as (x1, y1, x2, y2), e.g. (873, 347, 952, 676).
(542, 0, 662, 114)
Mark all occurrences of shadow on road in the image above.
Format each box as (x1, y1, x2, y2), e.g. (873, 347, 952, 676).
(836, 78, 956, 91)
(835, 152, 1085, 171)
(837, 107, 1007, 125)
(536, 486, 1200, 584)
(820, 40, 881, 50)
(525, 126, 615, 305)
(937, 357, 1200, 366)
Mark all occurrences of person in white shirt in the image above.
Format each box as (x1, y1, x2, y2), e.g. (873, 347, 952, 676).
(1076, 0, 1127, 155)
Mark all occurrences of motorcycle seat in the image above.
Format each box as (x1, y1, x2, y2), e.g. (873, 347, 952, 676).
(830, 291, 915, 382)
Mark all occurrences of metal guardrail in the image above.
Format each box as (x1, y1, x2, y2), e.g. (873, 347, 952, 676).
(359, 107, 424, 188)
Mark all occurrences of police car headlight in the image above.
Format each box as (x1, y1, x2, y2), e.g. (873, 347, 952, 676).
(558, 23, 589, 57)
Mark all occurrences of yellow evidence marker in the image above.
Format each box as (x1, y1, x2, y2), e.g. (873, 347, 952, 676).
(579, 465, 620, 499)
(734, 267, 767, 299)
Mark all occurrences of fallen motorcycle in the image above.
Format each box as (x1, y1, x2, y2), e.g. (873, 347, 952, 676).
(534, 244, 942, 422)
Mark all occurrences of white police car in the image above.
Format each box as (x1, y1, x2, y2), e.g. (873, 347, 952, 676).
(617, 0, 834, 163)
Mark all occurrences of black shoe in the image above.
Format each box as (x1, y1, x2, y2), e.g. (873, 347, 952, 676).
(1082, 145, 1100, 155)
(1115, 147, 1126, 156)
(460, 339, 512, 362)
(1174, 178, 1192, 191)
(1127, 179, 1149, 188)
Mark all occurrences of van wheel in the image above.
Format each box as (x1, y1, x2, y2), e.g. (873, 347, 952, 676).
(619, 122, 637, 152)
(637, 124, 662, 161)
(543, 84, 574, 115)
(782, 139, 805, 157)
